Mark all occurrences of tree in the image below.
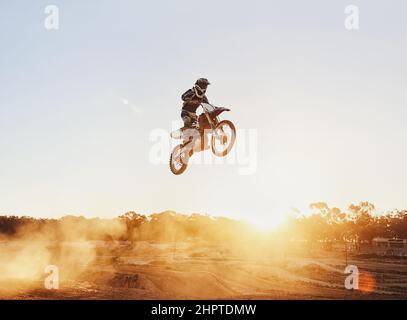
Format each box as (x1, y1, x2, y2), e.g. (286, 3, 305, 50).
(348, 202, 376, 243)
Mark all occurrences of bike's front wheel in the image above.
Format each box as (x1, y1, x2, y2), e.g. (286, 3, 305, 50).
(169, 145, 189, 175)
(211, 120, 236, 157)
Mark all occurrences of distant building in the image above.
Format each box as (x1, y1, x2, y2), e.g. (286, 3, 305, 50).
(371, 238, 407, 257)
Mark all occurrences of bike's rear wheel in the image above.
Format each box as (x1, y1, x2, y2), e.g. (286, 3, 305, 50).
(169, 145, 189, 175)
(211, 120, 236, 157)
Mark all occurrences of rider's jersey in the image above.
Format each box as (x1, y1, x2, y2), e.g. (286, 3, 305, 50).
(181, 88, 209, 113)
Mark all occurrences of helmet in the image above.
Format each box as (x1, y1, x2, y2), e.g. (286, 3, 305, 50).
(195, 78, 210, 87)
(194, 78, 210, 97)
(195, 78, 210, 88)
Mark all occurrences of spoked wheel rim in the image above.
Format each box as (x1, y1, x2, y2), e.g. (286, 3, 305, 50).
(169, 145, 188, 175)
(211, 120, 236, 157)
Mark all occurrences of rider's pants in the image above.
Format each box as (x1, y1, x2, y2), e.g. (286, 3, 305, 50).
(181, 110, 198, 129)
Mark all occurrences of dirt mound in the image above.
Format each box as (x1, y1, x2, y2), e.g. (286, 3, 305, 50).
(130, 242, 166, 255)
(108, 273, 157, 291)
(148, 270, 237, 298)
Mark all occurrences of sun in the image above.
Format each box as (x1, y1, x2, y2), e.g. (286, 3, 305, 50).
(246, 213, 288, 233)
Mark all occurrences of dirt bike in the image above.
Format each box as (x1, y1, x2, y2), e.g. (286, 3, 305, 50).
(169, 103, 236, 175)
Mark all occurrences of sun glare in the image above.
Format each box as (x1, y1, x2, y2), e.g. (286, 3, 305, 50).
(247, 214, 288, 233)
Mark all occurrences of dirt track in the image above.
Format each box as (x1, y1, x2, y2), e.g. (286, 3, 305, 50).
(1, 241, 406, 300)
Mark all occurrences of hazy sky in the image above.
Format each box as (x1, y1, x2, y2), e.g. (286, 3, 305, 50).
(0, 1, 406, 227)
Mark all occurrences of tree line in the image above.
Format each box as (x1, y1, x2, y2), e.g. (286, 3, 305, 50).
(0, 202, 406, 243)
